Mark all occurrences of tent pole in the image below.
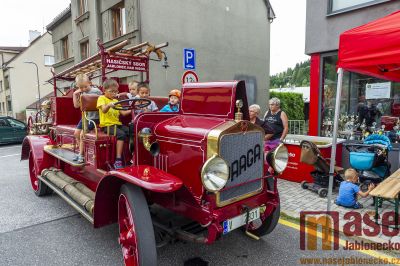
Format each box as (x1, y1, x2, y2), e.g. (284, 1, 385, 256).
(327, 68, 343, 212)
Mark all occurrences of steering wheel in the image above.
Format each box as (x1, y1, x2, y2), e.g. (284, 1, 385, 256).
(112, 98, 152, 111)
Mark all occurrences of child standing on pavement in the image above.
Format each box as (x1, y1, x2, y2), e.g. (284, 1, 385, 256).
(96, 79, 131, 169)
(134, 82, 159, 115)
(72, 73, 102, 163)
(160, 89, 181, 112)
(335, 168, 375, 209)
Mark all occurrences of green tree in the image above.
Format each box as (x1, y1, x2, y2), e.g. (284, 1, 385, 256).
(270, 59, 310, 89)
(270, 91, 304, 120)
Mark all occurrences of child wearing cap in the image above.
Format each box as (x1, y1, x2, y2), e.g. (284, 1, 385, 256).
(160, 89, 181, 112)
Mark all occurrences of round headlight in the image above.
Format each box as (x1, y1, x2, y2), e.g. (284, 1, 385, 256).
(266, 143, 289, 174)
(201, 155, 229, 192)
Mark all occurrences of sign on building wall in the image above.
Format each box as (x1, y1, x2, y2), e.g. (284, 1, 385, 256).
(105, 55, 148, 72)
(183, 48, 196, 70)
(366, 82, 391, 99)
(182, 70, 199, 84)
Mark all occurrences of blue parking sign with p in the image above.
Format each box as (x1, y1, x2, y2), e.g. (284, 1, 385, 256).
(183, 48, 195, 70)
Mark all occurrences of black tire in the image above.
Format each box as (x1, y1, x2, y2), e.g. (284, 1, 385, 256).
(247, 203, 281, 237)
(29, 151, 52, 196)
(301, 181, 308, 189)
(36, 179, 53, 197)
(118, 184, 157, 266)
(318, 188, 328, 198)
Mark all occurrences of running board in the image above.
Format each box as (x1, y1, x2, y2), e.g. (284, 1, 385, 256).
(44, 146, 85, 167)
(38, 175, 94, 224)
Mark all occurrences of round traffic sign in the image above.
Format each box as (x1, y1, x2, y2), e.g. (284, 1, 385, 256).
(182, 70, 199, 84)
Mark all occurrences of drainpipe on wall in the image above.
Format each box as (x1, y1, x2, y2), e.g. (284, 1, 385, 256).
(95, 0, 102, 42)
(137, 0, 143, 81)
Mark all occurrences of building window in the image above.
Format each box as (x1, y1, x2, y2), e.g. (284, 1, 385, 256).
(112, 4, 126, 38)
(44, 55, 55, 66)
(329, 0, 390, 14)
(319, 52, 400, 137)
(0, 81, 2, 92)
(80, 41, 89, 60)
(61, 36, 69, 60)
(7, 99, 12, 112)
(4, 75, 10, 90)
(78, 0, 88, 16)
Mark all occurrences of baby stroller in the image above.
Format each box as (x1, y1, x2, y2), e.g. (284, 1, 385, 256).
(299, 140, 344, 198)
(345, 134, 392, 191)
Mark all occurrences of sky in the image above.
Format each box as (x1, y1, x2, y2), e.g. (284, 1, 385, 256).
(269, 0, 310, 75)
(0, 0, 70, 46)
(0, 0, 308, 76)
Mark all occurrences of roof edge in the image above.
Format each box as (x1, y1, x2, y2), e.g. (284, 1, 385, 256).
(46, 4, 71, 31)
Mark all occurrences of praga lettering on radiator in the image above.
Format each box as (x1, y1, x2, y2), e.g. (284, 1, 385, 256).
(230, 144, 261, 181)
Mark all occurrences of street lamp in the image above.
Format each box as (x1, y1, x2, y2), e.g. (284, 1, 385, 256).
(24, 61, 40, 110)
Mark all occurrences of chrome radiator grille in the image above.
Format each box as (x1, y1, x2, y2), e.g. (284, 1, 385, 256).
(219, 131, 264, 203)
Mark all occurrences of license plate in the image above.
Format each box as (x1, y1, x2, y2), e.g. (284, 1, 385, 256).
(222, 207, 260, 234)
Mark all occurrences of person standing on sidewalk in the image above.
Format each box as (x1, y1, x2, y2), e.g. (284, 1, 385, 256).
(249, 104, 275, 135)
(263, 97, 289, 151)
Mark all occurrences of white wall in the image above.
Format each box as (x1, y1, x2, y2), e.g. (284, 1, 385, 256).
(8, 33, 54, 118)
(140, 0, 271, 112)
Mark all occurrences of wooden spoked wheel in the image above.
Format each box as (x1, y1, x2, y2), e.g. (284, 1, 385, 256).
(118, 184, 157, 266)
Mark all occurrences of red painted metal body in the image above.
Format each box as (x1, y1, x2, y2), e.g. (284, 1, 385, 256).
(23, 80, 280, 242)
(24, 42, 280, 245)
(309, 54, 321, 136)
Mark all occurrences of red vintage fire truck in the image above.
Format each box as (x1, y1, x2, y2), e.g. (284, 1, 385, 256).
(21, 41, 288, 266)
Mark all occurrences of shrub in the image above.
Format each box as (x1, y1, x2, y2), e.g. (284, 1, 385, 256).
(269, 91, 304, 120)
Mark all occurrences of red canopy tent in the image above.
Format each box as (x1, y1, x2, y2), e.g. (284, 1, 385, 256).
(327, 10, 400, 211)
(338, 10, 400, 82)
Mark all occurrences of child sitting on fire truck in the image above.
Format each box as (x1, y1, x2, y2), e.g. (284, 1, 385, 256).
(126, 80, 139, 98)
(96, 79, 132, 169)
(132, 82, 159, 115)
(160, 89, 181, 112)
(72, 73, 102, 163)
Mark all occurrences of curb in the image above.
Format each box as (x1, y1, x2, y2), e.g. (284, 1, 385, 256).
(280, 209, 400, 255)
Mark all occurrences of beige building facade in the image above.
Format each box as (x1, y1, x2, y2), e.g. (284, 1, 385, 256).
(2, 33, 54, 120)
(47, 0, 276, 112)
(0, 47, 25, 116)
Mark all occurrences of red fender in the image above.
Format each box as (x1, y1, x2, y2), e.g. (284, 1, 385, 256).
(21, 135, 52, 174)
(93, 165, 183, 228)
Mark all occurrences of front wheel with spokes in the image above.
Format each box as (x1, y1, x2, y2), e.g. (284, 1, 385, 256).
(118, 184, 157, 266)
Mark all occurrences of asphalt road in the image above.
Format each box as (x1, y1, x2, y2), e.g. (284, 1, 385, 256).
(0, 144, 393, 266)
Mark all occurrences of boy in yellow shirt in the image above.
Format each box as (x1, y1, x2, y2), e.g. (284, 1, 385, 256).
(96, 79, 131, 169)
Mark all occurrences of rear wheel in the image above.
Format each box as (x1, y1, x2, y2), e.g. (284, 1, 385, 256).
(28, 151, 51, 196)
(118, 184, 157, 266)
(27, 116, 33, 134)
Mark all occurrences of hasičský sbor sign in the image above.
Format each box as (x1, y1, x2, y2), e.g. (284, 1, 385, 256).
(105, 55, 148, 72)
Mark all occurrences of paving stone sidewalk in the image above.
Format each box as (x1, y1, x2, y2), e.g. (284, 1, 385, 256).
(278, 178, 400, 246)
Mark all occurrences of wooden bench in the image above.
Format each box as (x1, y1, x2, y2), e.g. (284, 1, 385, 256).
(369, 168, 400, 229)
